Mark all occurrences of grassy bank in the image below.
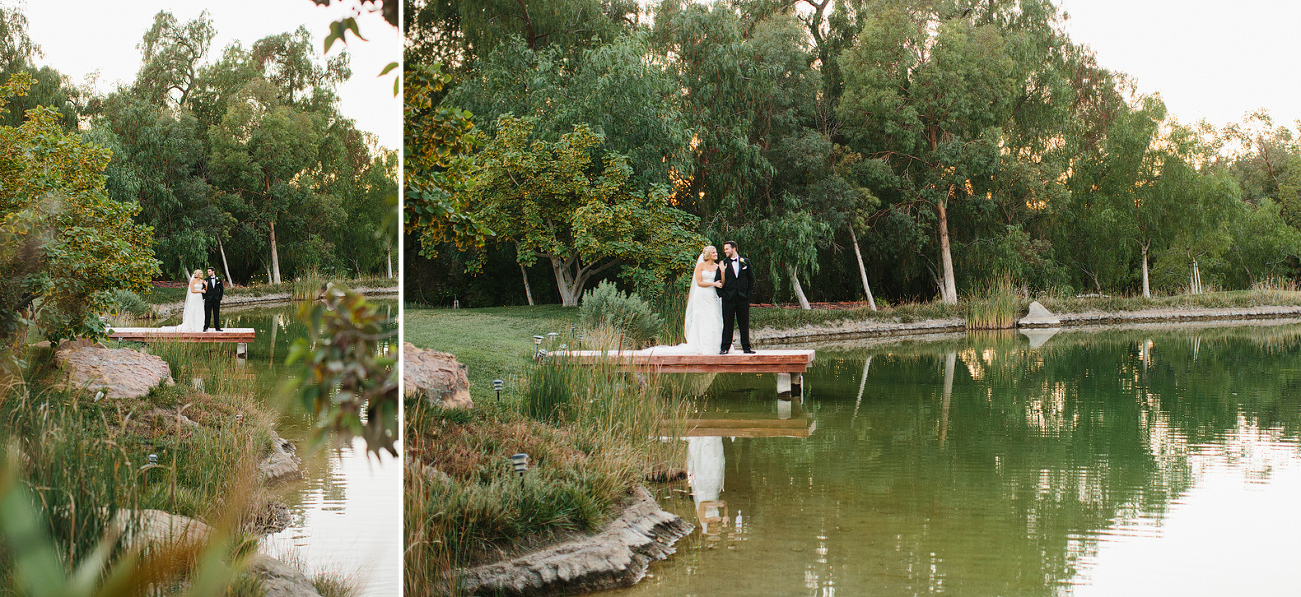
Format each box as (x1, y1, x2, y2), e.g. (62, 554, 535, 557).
(404, 308, 688, 594)
(0, 342, 288, 594)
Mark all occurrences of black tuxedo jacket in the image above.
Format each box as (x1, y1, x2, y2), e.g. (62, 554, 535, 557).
(205, 276, 224, 303)
(718, 256, 754, 302)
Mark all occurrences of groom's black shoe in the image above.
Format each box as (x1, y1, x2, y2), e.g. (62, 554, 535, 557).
(202, 327, 208, 332)
(215, 327, 223, 332)
(742, 348, 756, 354)
(719, 350, 729, 355)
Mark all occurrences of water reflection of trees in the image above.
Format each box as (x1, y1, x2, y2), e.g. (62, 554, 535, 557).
(683, 325, 1301, 596)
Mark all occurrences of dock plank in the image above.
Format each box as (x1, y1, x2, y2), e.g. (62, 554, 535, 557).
(552, 348, 814, 373)
(107, 327, 255, 343)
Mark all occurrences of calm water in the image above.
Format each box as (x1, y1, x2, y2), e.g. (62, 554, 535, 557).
(157, 302, 401, 596)
(616, 323, 1301, 597)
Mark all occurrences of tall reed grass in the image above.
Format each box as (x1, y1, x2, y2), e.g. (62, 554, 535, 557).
(405, 356, 689, 594)
(0, 342, 280, 594)
(966, 273, 1022, 330)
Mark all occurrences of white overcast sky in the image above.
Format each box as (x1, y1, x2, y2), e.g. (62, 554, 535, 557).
(13, 0, 400, 151)
(1055, 0, 1300, 131)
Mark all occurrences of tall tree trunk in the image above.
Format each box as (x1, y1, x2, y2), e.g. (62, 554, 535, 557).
(790, 266, 811, 310)
(551, 256, 581, 307)
(218, 236, 233, 286)
(520, 262, 535, 306)
(269, 221, 282, 285)
(937, 199, 958, 304)
(1141, 242, 1151, 299)
(849, 225, 877, 311)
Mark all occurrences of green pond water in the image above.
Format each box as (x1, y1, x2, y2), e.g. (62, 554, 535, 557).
(151, 301, 401, 596)
(614, 323, 1301, 597)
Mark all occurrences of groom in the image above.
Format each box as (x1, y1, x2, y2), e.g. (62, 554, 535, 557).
(203, 267, 224, 332)
(718, 240, 755, 354)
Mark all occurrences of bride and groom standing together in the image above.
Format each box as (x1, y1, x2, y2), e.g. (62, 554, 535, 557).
(679, 240, 755, 355)
(167, 268, 225, 332)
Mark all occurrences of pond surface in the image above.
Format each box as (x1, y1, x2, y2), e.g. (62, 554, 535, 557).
(156, 301, 401, 596)
(615, 323, 1301, 597)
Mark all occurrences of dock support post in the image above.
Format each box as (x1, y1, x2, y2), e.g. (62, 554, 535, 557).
(777, 372, 804, 399)
(777, 373, 792, 396)
(791, 373, 803, 399)
(236, 343, 247, 358)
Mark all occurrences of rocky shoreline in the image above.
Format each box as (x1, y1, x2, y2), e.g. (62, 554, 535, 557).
(150, 285, 398, 317)
(450, 486, 693, 597)
(751, 304, 1301, 345)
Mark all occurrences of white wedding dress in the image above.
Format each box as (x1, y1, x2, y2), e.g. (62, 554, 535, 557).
(645, 264, 724, 355)
(164, 280, 206, 332)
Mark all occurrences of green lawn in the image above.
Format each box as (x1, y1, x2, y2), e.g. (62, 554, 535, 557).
(404, 305, 580, 403)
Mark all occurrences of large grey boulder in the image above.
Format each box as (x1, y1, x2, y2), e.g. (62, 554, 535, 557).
(453, 486, 693, 596)
(403, 343, 473, 409)
(56, 344, 174, 398)
(1018, 301, 1062, 328)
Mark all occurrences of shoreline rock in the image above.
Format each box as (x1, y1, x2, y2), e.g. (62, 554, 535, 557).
(259, 431, 304, 486)
(452, 486, 693, 596)
(404, 343, 473, 409)
(55, 344, 174, 399)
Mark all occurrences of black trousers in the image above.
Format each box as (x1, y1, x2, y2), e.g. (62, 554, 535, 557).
(204, 300, 221, 330)
(721, 299, 751, 352)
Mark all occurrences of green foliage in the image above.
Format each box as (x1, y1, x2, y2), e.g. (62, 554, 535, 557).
(0, 73, 160, 345)
(110, 289, 149, 318)
(403, 62, 489, 257)
(578, 281, 664, 346)
(965, 272, 1020, 330)
(284, 285, 398, 457)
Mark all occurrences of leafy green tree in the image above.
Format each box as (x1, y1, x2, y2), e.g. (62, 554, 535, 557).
(0, 73, 158, 345)
(452, 115, 703, 306)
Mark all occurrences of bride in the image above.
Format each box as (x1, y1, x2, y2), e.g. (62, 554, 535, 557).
(647, 245, 724, 355)
(163, 270, 207, 332)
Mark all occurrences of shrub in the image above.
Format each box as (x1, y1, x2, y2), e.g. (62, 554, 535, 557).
(578, 281, 663, 347)
(112, 289, 150, 317)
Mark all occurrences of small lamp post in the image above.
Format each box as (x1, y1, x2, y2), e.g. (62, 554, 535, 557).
(510, 453, 529, 487)
(547, 332, 559, 348)
(571, 322, 577, 337)
(533, 335, 544, 357)
(148, 454, 158, 465)
(492, 379, 504, 401)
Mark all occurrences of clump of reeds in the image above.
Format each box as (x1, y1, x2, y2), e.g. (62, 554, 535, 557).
(966, 272, 1022, 330)
(404, 355, 689, 593)
(290, 268, 328, 302)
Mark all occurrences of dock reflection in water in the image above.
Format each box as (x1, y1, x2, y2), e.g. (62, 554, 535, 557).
(616, 324, 1301, 596)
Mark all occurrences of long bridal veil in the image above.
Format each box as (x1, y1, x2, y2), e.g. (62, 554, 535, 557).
(646, 253, 723, 355)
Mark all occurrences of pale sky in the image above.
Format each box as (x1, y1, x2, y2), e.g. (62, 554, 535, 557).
(1057, 0, 1301, 131)
(14, 0, 400, 151)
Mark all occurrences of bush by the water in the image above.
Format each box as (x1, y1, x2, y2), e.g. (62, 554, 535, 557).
(578, 281, 663, 347)
(112, 289, 150, 317)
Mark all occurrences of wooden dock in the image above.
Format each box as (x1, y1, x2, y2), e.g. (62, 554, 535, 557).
(661, 413, 817, 438)
(107, 327, 255, 344)
(552, 349, 815, 373)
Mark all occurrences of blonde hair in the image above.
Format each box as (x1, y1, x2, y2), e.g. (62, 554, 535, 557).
(192, 269, 203, 280)
(701, 245, 716, 261)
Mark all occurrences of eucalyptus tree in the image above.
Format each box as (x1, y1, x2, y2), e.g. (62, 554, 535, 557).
(0, 5, 79, 130)
(200, 28, 355, 283)
(132, 10, 215, 108)
(404, 0, 639, 68)
(93, 92, 224, 280)
(837, 0, 1019, 304)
